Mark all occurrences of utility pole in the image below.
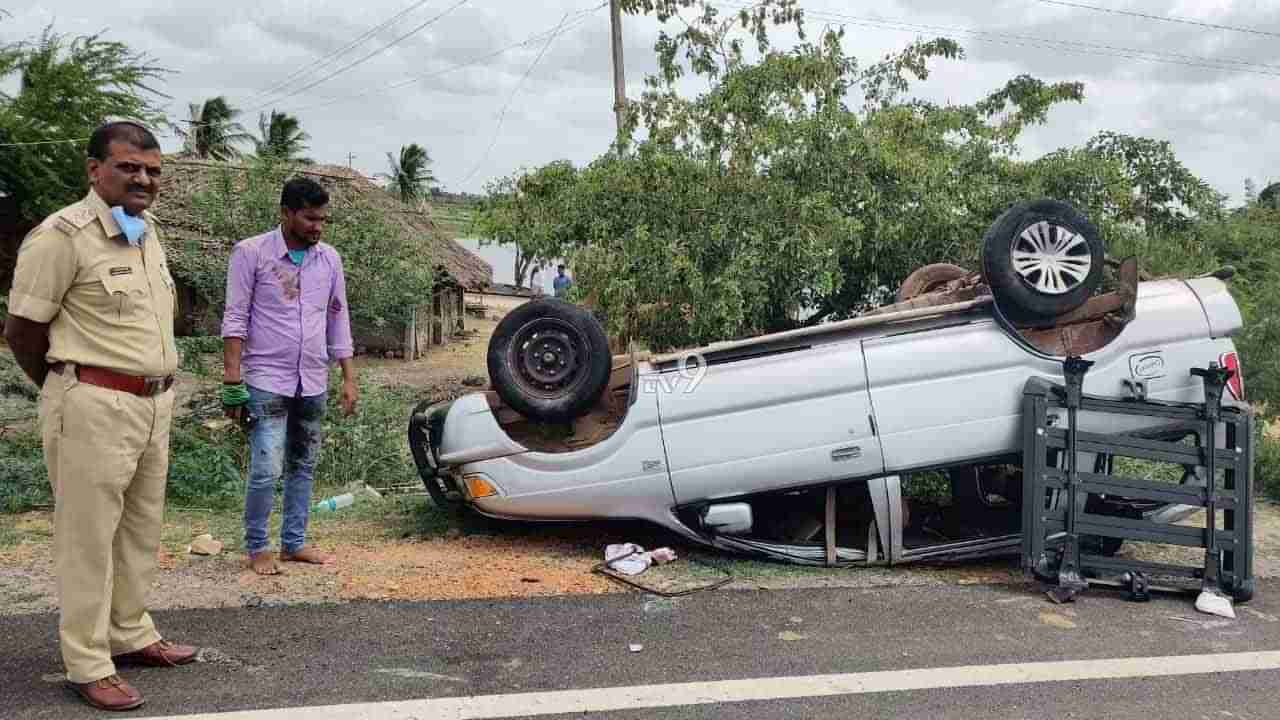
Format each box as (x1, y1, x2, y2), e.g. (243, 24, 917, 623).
(609, 0, 627, 145)
(347, 152, 357, 168)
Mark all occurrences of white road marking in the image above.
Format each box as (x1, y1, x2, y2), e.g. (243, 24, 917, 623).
(142, 650, 1280, 720)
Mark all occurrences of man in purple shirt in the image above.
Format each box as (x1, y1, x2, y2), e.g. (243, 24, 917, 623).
(220, 177, 358, 576)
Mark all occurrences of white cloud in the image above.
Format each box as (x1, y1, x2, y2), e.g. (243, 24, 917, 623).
(3, 0, 1276, 199)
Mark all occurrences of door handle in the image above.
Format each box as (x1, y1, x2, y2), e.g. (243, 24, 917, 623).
(832, 446, 863, 462)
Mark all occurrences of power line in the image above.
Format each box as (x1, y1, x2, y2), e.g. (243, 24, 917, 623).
(719, 2, 1280, 78)
(458, 11, 575, 187)
(243, 0, 441, 107)
(0, 138, 89, 147)
(247, 0, 472, 113)
(283, 4, 605, 115)
(1034, 0, 1280, 40)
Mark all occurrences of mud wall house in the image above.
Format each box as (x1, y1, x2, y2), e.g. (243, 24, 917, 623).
(150, 159, 493, 359)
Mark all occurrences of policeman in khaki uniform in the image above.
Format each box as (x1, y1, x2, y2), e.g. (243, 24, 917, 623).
(5, 122, 199, 712)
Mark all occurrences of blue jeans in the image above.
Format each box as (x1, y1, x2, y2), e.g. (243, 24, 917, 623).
(243, 385, 327, 555)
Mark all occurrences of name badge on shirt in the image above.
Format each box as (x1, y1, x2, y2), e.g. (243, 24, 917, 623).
(109, 266, 133, 276)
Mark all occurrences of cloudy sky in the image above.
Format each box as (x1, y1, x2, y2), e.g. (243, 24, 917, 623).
(5, 0, 1277, 213)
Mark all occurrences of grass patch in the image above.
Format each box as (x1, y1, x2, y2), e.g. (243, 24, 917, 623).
(1259, 432, 1280, 503)
(0, 430, 50, 513)
(0, 515, 21, 548)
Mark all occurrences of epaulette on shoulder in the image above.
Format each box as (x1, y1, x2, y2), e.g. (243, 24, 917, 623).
(49, 204, 97, 238)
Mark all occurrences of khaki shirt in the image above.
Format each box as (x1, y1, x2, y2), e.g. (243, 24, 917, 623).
(8, 189, 179, 378)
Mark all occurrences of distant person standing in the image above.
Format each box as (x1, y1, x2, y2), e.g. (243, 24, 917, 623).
(553, 264, 573, 298)
(220, 177, 358, 577)
(529, 265, 545, 296)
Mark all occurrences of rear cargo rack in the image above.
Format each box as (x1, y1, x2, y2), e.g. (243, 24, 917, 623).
(1020, 358, 1255, 603)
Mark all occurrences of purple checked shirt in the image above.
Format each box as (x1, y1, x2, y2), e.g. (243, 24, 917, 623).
(220, 227, 354, 398)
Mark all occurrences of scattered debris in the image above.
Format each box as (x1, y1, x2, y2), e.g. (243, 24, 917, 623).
(373, 668, 466, 683)
(1038, 612, 1077, 629)
(188, 534, 223, 557)
(201, 417, 234, 431)
(462, 374, 487, 387)
(777, 631, 807, 641)
(602, 543, 678, 576)
(643, 598, 678, 614)
(1195, 588, 1236, 619)
(314, 493, 355, 513)
(628, 644, 643, 653)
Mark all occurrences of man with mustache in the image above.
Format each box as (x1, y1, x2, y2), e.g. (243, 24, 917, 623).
(5, 121, 199, 711)
(220, 176, 357, 576)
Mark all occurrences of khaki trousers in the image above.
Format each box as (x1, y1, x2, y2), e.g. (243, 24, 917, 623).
(39, 364, 173, 683)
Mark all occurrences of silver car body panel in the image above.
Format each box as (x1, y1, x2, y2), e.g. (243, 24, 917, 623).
(433, 277, 1244, 549)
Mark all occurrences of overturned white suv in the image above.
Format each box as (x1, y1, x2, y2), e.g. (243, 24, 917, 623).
(409, 199, 1248, 566)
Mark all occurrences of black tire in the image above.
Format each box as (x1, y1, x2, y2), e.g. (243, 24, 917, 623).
(981, 199, 1106, 321)
(896, 263, 971, 303)
(487, 298, 611, 423)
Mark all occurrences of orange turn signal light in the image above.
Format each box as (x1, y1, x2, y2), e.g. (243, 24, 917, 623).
(462, 473, 499, 499)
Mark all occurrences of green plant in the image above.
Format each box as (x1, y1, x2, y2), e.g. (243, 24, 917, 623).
(0, 430, 50, 513)
(314, 375, 420, 495)
(176, 335, 223, 376)
(0, 24, 171, 223)
(164, 420, 247, 509)
(1258, 431, 1280, 503)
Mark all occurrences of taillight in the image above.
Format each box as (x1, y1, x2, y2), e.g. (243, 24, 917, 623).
(1219, 352, 1244, 401)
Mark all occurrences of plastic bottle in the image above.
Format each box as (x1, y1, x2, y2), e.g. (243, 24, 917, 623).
(314, 493, 355, 513)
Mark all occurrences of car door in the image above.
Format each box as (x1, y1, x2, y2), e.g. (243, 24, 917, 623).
(654, 339, 884, 505)
(862, 319, 1061, 474)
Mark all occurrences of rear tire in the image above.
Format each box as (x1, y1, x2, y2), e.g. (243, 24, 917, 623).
(981, 199, 1105, 321)
(487, 298, 611, 423)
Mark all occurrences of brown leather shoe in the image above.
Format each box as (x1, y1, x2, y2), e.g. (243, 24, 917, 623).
(67, 674, 145, 711)
(112, 639, 199, 668)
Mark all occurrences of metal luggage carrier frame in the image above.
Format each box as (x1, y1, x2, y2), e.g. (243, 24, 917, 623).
(1020, 359, 1255, 603)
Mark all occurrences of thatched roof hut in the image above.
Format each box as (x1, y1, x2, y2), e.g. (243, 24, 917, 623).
(151, 158, 492, 289)
(151, 157, 493, 354)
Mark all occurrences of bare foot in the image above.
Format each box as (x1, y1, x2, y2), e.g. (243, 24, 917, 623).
(280, 546, 334, 565)
(248, 551, 282, 576)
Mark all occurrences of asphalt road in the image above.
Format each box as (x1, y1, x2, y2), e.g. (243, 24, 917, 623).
(3, 579, 1279, 719)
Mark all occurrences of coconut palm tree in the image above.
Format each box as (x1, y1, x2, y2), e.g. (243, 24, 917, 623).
(380, 143, 437, 202)
(176, 96, 253, 160)
(255, 109, 311, 162)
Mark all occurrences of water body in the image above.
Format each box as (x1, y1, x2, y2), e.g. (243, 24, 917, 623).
(455, 237, 564, 294)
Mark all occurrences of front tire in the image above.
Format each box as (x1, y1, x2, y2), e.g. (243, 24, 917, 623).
(487, 298, 611, 422)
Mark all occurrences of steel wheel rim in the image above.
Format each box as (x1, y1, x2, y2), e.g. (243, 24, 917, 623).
(509, 318, 585, 398)
(1010, 220, 1092, 296)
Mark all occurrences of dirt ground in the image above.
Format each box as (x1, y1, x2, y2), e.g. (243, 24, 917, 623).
(3, 306, 1279, 616)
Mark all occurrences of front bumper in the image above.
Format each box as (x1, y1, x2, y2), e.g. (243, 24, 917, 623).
(408, 398, 463, 507)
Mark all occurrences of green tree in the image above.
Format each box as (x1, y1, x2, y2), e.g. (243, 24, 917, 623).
(477, 1, 1086, 349)
(1084, 130, 1225, 236)
(0, 25, 170, 222)
(1260, 182, 1280, 210)
(474, 160, 579, 289)
(176, 96, 253, 161)
(254, 109, 311, 162)
(380, 143, 436, 202)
